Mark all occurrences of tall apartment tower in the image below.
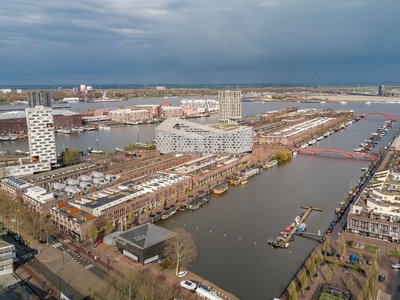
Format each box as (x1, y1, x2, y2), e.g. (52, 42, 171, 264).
(218, 90, 242, 124)
(25, 106, 57, 167)
(27, 91, 52, 108)
(378, 85, 385, 96)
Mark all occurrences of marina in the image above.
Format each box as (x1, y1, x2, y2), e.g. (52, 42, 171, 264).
(268, 206, 323, 248)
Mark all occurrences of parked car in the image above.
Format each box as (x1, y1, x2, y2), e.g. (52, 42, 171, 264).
(177, 271, 187, 278)
(378, 275, 386, 283)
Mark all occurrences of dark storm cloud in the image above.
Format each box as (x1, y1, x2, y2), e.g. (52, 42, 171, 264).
(1, 0, 399, 85)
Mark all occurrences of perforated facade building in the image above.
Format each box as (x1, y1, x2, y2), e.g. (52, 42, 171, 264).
(26, 106, 57, 168)
(155, 117, 253, 154)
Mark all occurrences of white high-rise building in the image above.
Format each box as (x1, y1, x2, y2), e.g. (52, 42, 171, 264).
(156, 117, 253, 154)
(26, 106, 57, 167)
(218, 90, 242, 124)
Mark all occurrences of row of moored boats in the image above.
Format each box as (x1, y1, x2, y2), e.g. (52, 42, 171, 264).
(353, 120, 394, 153)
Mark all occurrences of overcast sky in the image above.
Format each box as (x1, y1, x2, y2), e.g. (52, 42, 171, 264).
(1, 1, 400, 86)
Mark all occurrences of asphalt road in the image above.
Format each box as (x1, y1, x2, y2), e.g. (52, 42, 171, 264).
(29, 258, 87, 300)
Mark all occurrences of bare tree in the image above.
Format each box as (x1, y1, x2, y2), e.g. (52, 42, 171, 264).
(90, 267, 194, 300)
(163, 228, 198, 275)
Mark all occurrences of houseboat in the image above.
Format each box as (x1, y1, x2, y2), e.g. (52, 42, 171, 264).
(263, 160, 278, 170)
(213, 183, 228, 195)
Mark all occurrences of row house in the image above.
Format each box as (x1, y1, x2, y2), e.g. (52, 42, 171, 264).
(0, 177, 30, 199)
(50, 201, 95, 242)
(108, 109, 150, 123)
(161, 106, 183, 118)
(167, 154, 250, 188)
(22, 186, 58, 216)
(347, 157, 400, 243)
(79, 173, 191, 232)
(130, 105, 161, 118)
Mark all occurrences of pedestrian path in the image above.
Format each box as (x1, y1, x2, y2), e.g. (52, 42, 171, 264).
(52, 242, 63, 248)
(49, 241, 96, 270)
(21, 253, 34, 260)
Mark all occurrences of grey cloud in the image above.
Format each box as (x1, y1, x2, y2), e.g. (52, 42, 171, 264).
(1, 0, 400, 85)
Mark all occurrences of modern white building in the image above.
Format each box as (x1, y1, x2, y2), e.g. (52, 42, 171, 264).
(218, 90, 242, 124)
(26, 106, 57, 167)
(0, 240, 15, 276)
(155, 117, 253, 154)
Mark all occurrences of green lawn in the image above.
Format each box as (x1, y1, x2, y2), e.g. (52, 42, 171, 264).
(364, 245, 379, 253)
(386, 249, 400, 259)
(318, 292, 347, 300)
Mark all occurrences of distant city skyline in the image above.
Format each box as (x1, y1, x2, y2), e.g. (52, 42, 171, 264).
(1, 1, 400, 86)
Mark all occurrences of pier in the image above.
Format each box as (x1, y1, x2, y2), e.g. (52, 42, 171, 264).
(268, 206, 323, 249)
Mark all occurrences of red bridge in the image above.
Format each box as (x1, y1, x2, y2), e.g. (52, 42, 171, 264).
(292, 148, 377, 160)
(360, 112, 400, 120)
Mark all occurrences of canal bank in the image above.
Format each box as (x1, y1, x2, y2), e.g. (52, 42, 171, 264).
(279, 130, 400, 299)
(159, 114, 398, 299)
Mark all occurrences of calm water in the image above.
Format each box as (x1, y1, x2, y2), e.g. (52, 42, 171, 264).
(1, 100, 399, 298)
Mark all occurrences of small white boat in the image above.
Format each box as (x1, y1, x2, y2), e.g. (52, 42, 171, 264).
(116, 147, 124, 152)
(294, 216, 301, 224)
(57, 129, 71, 134)
(88, 147, 104, 154)
(297, 223, 307, 232)
(308, 139, 317, 146)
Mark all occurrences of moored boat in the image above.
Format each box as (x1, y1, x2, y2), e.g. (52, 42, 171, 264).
(294, 216, 301, 224)
(230, 177, 241, 186)
(297, 223, 307, 232)
(88, 147, 104, 154)
(213, 183, 228, 195)
(263, 160, 278, 170)
(57, 129, 71, 134)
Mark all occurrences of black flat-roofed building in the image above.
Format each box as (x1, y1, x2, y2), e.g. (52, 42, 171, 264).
(116, 223, 175, 264)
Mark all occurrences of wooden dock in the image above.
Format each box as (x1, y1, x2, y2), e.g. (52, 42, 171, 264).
(268, 206, 323, 248)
